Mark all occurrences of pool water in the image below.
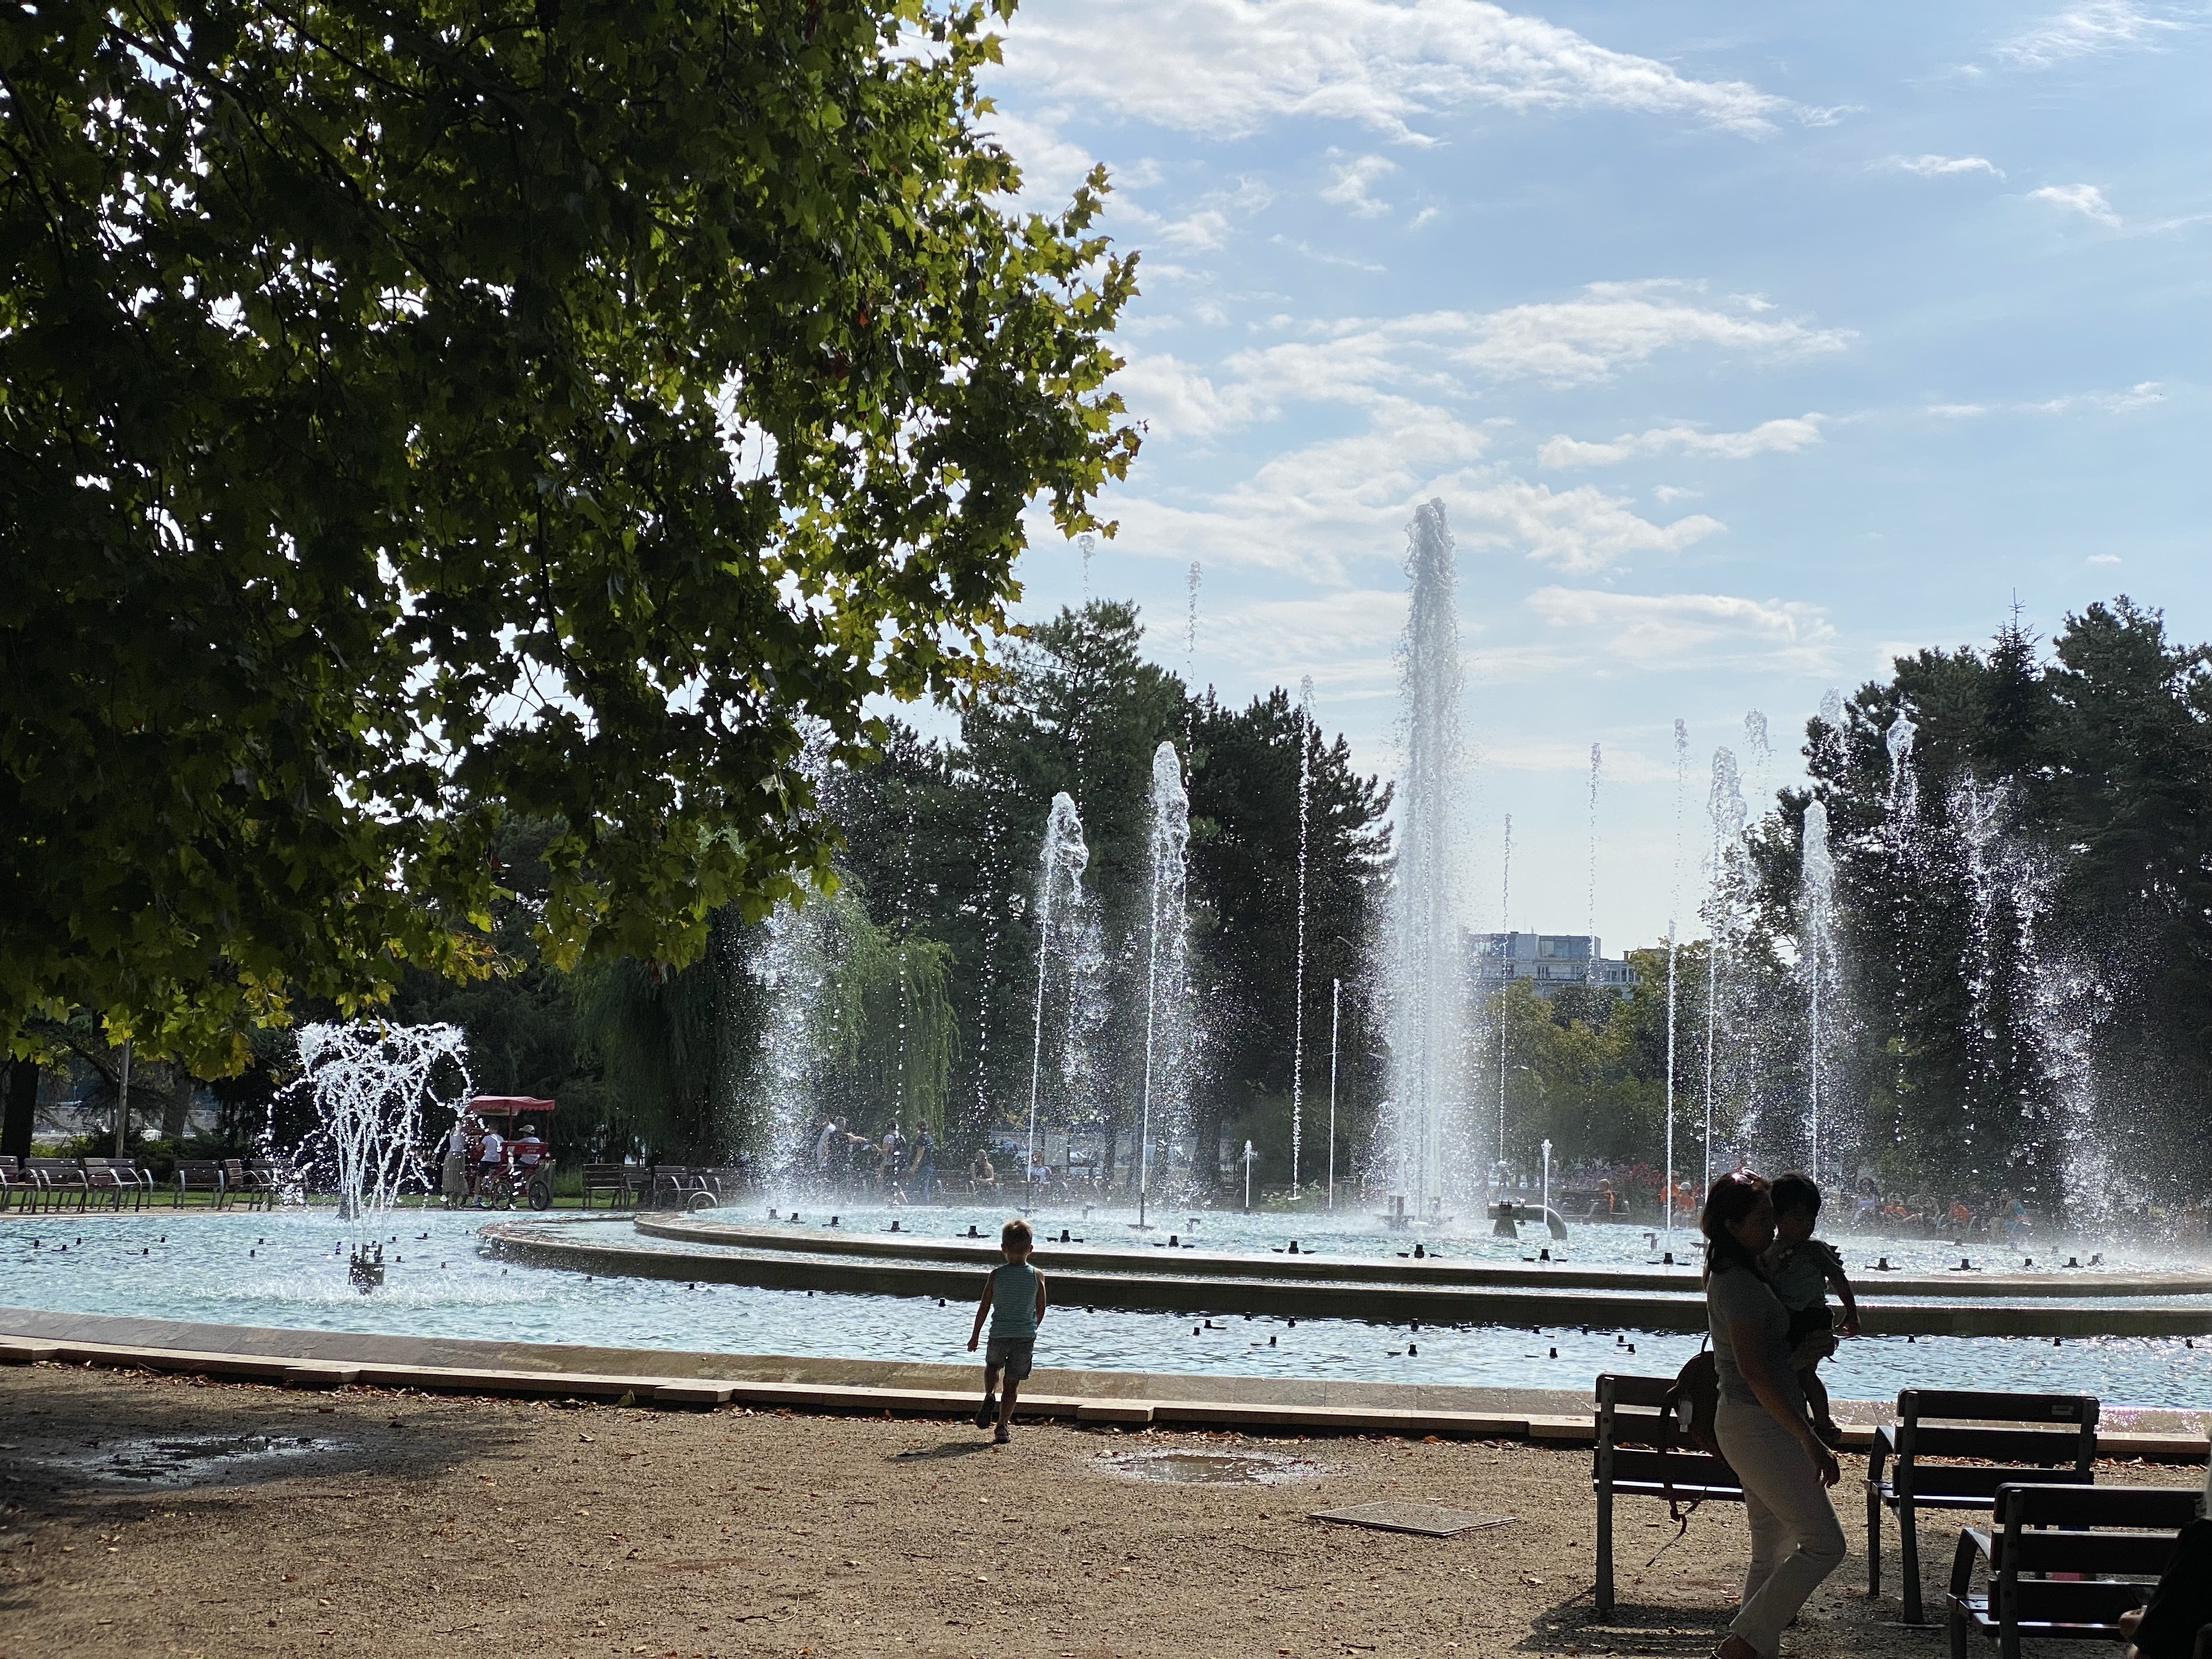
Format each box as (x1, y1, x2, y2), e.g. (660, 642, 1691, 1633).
(706, 1198, 2193, 1280)
(3, 1209, 2208, 1410)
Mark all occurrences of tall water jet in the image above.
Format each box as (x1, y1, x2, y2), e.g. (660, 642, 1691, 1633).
(1704, 748, 1746, 1194)
(1293, 676, 1315, 1195)
(1799, 799, 1838, 1180)
(1737, 712, 1770, 1154)
(1186, 561, 1202, 752)
(1585, 744, 1602, 986)
(1955, 779, 2112, 1229)
(1027, 792, 1092, 1199)
(1138, 742, 1190, 1228)
(1328, 976, 1342, 1211)
(280, 1023, 470, 1286)
(1663, 719, 1688, 1234)
(1386, 500, 1469, 1215)
(1495, 811, 1513, 1182)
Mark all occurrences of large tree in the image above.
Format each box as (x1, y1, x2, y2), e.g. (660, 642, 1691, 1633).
(0, 0, 1137, 1073)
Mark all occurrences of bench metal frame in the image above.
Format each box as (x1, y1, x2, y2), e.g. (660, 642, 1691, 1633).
(1592, 1372, 1743, 1617)
(1947, 1482, 2199, 1659)
(1869, 1387, 2098, 1623)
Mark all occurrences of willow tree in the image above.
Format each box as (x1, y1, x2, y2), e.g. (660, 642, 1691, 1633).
(791, 887, 958, 1148)
(0, 0, 1138, 1075)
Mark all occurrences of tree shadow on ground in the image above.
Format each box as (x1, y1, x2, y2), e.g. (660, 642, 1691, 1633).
(889, 1440, 995, 1463)
(0, 1367, 509, 1620)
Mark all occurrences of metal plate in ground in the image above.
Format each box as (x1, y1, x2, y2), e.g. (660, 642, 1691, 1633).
(1308, 1500, 1515, 1537)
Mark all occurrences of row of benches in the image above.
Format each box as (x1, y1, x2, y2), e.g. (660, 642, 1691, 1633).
(0, 1155, 277, 1211)
(1592, 1374, 2207, 1657)
(577, 1164, 745, 1211)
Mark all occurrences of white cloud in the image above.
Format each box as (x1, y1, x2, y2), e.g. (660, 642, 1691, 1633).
(2087, 553, 2124, 565)
(1923, 382, 2161, 422)
(1523, 587, 1837, 670)
(1539, 414, 1824, 468)
(1208, 589, 1410, 671)
(1101, 398, 1497, 578)
(1321, 152, 1398, 217)
(1878, 154, 2005, 179)
(1996, 1, 2191, 67)
(1652, 485, 1701, 504)
(1455, 481, 1724, 573)
(1114, 284, 1846, 439)
(996, 0, 1817, 142)
(1442, 282, 1851, 382)
(975, 108, 1101, 211)
(2024, 380, 2163, 413)
(2030, 183, 2121, 225)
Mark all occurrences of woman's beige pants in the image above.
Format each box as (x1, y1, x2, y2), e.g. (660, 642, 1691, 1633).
(1715, 1395, 1847, 1656)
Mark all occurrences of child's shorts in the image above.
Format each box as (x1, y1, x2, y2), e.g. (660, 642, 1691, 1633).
(1785, 1302, 1835, 1370)
(985, 1336, 1034, 1380)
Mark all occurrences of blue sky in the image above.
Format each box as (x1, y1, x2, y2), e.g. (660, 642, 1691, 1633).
(973, 0, 2208, 950)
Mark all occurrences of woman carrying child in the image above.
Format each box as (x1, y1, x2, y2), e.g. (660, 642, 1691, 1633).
(1702, 1171, 1846, 1659)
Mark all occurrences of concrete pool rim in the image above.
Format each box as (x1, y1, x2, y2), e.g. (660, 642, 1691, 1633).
(480, 1215, 2212, 1339)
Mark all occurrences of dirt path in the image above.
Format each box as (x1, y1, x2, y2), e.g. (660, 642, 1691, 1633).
(0, 1364, 2194, 1658)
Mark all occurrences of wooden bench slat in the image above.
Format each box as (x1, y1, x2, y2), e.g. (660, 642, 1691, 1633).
(1904, 1389, 2097, 1424)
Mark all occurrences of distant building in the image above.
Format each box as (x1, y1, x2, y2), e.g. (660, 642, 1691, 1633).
(1469, 931, 1637, 1000)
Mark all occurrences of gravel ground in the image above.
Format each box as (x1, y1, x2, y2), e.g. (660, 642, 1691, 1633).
(0, 1363, 2197, 1659)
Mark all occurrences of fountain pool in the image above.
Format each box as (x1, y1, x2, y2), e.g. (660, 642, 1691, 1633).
(5, 1208, 2209, 1409)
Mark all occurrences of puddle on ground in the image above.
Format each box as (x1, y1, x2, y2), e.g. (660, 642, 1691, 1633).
(1093, 1446, 1325, 1485)
(18, 1435, 351, 1487)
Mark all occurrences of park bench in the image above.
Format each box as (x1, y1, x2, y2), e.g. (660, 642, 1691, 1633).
(579, 1164, 639, 1209)
(651, 1166, 699, 1209)
(1592, 1372, 1743, 1616)
(220, 1158, 276, 1211)
(172, 1160, 226, 1206)
(1869, 1387, 2099, 1623)
(82, 1159, 152, 1210)
(28, 1158, 90, 1210)
(245, 1159, 284, 1206)
(1948, 1482, 2201, 1659)
(0, 1156, 43, 1211)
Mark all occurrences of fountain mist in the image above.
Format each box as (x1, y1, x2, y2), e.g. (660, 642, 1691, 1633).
(1799, 799, 1838, 1180)
(282, 1023, 471, 1255)
(1027, 792, 1093, 1197)
(1293, 676, 1314, 1194)
(1139, 743, 1191, 1226)
(1703, 748, 1746, 1193)
(1386, 500, 1469, 1216)
(1663, 719, 1688, 1233)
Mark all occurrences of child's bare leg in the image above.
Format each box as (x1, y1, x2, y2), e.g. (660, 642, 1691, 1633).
(998, 1376, 1020, 1429)
(975, 1360, 1001, 1427)
(1800, 1364, 1835, 1429)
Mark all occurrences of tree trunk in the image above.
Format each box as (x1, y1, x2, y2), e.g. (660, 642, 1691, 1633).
(3, 1057, 37, 1160)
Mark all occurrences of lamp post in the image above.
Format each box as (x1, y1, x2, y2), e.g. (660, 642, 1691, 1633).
(112, 1038, 132, 1159)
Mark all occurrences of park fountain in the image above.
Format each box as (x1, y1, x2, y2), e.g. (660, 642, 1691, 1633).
(281, 1022, 470, 1289)
(1954, 779, 2117, 1231)
(1584, 743, 1602, 986)
(1139, 742, 1192, 1227)
(1026, 791, 1094, 1200)
(1703, 747, 1746, 1194)
(1663, 719, 1688, 1235)
(1385, 500, 1470, 1221)
(1293, 676, 1314, 1193)
(1799, 799, 1838, 1180)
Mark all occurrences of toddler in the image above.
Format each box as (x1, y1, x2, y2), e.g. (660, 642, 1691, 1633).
(1763, 1171, 1860, 1447)
(968, 1217, 1047, 1444)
